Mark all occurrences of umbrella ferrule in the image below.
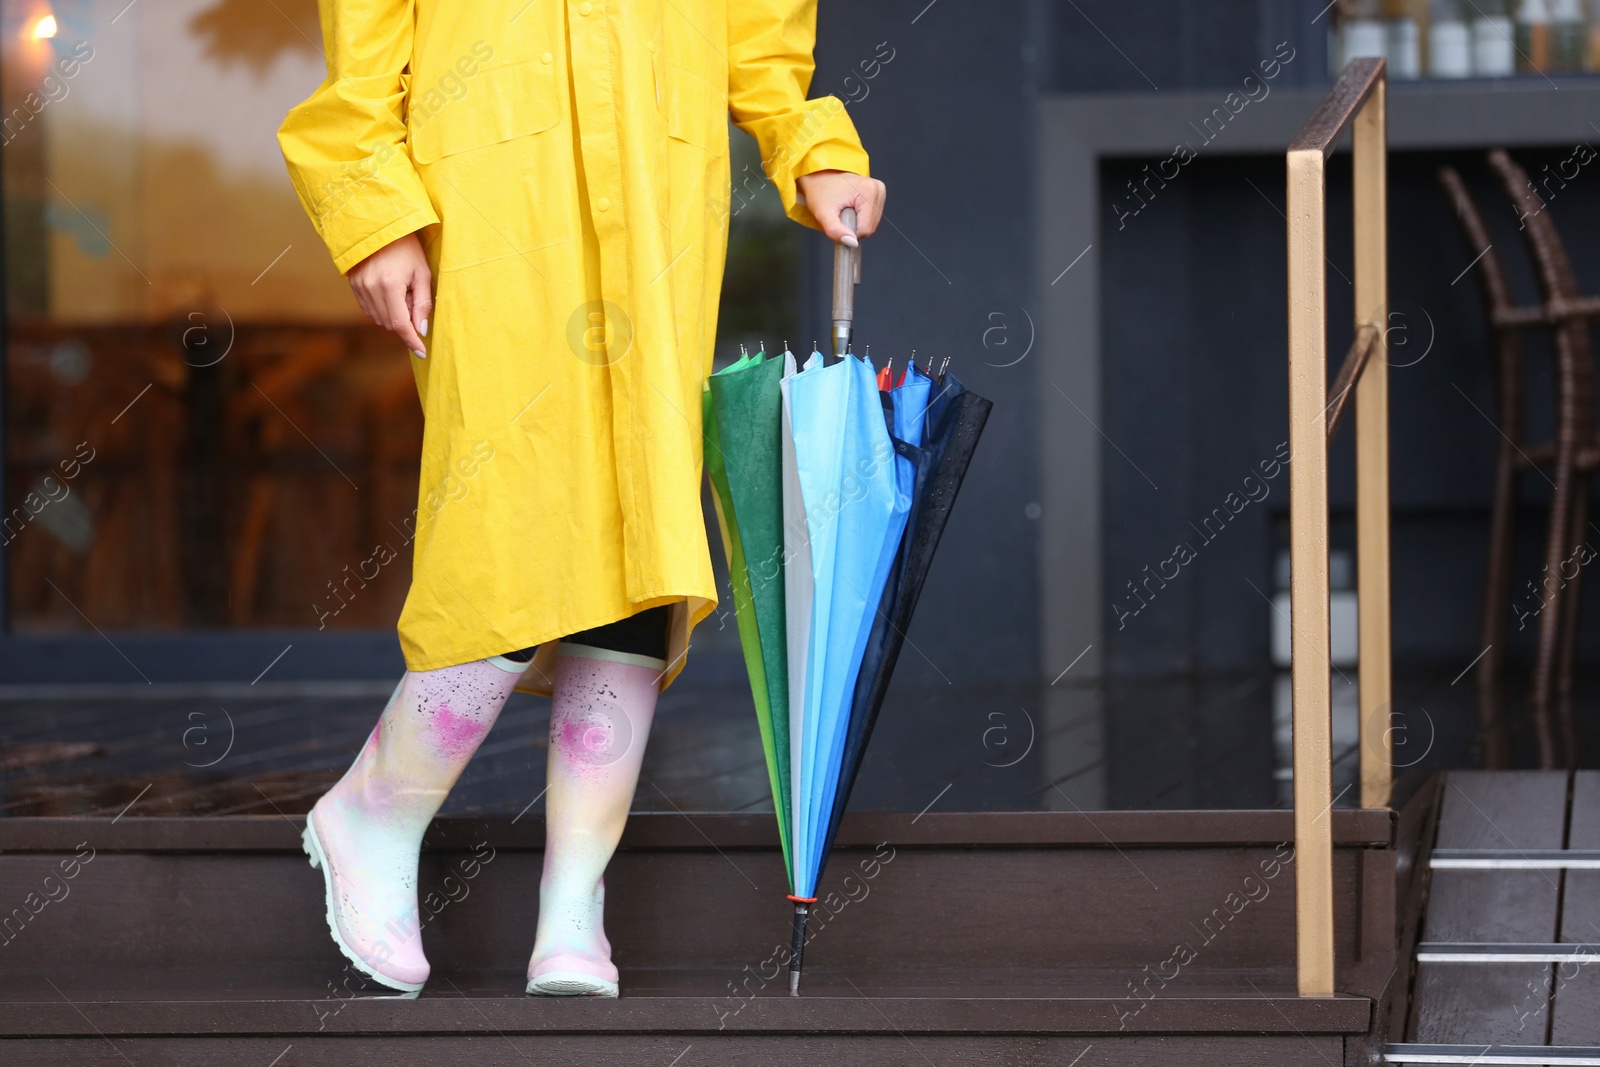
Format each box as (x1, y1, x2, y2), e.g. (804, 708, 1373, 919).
(788, 900, 810, 997)
(831, 323, 851, 360)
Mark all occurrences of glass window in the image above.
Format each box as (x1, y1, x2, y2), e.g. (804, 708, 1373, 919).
(2, 2, 802, 639)
(3, 0, 420, 631)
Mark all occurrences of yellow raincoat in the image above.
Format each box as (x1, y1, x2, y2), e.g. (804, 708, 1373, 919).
(278, 0, 870, 693)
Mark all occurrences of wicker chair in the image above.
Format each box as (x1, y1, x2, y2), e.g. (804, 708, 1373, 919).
(1439, 152, 1600, 769)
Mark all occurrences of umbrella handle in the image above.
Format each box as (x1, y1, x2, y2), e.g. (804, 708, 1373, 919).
(831, 205, 861, 358)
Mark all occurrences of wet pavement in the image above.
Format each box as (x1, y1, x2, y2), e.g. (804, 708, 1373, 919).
(0, 660, 1497, 819)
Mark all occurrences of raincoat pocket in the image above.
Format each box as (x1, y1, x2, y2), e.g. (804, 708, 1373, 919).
(408, 59, 561, 165)
(407, 56, 572, 273)
(657, 62, 726, 157)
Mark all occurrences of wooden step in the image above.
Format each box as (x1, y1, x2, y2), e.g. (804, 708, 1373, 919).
(0, 810, 1398, 1065)
(1, 1031, 1360, 1067)
(0, 981, 1372, 1035)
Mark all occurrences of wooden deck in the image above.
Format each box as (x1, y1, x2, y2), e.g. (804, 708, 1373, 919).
(0, 665, 1480, 819)
(1389, 771, 1600, 1064)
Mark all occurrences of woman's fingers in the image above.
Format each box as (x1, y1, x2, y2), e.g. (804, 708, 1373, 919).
(409, 260, 433, 343)
(811, 197, 859, 248)
(380, 277, 428, 357)
(348, 278, 375, 324)
(344, 232, 433, 357)
(840, 174, 884, 238)
(796, 170, 887, 247)
(854, 178, 886, 238)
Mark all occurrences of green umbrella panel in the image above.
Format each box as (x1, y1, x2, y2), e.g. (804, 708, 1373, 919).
(705, 351, 793, 871)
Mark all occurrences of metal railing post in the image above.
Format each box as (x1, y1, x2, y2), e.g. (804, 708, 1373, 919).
(1353, 79, 1392, 811)
(1287, 132, 1336, 1000)
(1284, 57, 1389, 999)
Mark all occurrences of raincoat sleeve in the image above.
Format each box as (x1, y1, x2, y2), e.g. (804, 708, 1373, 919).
(277, 0, 439, 275)
(727, 1, 872, 231)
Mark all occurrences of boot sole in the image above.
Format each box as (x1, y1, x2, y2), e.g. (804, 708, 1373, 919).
(303, 814, 425, 996)
(525, 972, 619, 998)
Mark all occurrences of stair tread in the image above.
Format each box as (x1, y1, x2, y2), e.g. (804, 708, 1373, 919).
(0, 809, 1397, 850)
(0, 978, 1372, 1035)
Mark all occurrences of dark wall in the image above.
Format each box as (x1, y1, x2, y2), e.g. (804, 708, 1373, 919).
(1100, 148, 1600, 677)
(797, 2, 1352, 689)
(803, 3, 1047, 686)
(800, 3, 1600, 684)
(797, 1, 1342, 688)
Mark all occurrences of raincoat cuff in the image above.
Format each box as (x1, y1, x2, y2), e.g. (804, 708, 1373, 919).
(766, 96, 871, 231)
(788, 142, 874, 228)
(332, 206, 441, 275)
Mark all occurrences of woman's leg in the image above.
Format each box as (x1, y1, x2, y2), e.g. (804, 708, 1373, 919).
(527, 607, 669, 996)
(305, 655, 525, 992)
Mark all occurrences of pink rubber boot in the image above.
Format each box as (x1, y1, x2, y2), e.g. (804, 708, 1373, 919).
(527, 647, 663, 997)
(304, 655, 525, 993)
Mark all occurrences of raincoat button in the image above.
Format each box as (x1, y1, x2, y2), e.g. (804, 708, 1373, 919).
(596, 197, 611, 211)
(541, 52, 553, 63)
(647, 40, 656, 52)
(578, 1, 592, 14)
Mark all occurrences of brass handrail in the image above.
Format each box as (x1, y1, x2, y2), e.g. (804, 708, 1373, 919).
(1288, 58, 1385, 156)
(1325, 324, 1380, 443)
(1285, 56, 1391, 999)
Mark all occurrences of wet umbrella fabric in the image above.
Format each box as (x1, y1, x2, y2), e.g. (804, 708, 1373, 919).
(706, 351, 793, 870)
(890, 364, 933, 448)
(784, 350, 911, 901)
(816, 371, 993, 873)
(779, 348, 815, 883)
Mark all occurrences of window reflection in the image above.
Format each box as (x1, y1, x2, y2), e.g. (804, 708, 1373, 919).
(3, 0, 418, 631)
(2, 0, 795, 638)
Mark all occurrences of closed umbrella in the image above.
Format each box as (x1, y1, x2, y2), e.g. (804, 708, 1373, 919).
(702, 209, 991, 995)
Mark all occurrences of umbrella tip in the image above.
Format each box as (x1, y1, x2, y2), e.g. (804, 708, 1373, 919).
(788, 899, 811, 996)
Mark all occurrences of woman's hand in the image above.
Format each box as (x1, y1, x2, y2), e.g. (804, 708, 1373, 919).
(796, 170, 886, 248)
(347, 232, 432, 358)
